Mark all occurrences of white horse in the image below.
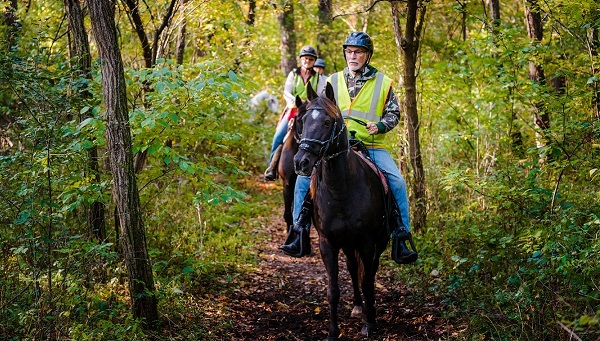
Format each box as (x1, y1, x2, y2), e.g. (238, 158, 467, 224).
(250, 90, 279, 114)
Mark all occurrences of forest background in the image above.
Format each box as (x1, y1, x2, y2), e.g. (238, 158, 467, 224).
(1, 0, 599, 340)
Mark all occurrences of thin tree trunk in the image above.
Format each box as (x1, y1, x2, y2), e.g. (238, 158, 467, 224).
(590, 15, 600, 117)
(175, 0, 188, 65)
(87, 0, 158, 327)
(3, 0, 19, 48)
(489, 0, 500, 38)
(63, 0, 107, 242)
(276, 0, 296, 76)
(246, 0, 256, 26)
(525, 0, 549, 152)
(400, 0, 427, 231)
(391, 2, 411, 182)
(316, 0, 332, 56)
(457, 0, 467, 41)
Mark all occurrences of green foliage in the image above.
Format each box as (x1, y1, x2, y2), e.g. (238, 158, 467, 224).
(3, 0, 600, 339)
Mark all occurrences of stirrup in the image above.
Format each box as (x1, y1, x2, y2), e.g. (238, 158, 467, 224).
(392, 231, 418, 264)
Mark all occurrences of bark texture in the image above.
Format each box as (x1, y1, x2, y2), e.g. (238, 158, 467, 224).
(63, 0, 107, 242)
(277, 0, 296, 76)
(525, 0, 549, 150)
(399, 0, 427, 231)
(87, 0, 158, 327)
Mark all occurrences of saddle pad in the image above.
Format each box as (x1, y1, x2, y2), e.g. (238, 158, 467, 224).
(353, 150, 389, 195)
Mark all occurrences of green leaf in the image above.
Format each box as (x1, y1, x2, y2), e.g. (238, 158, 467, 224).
(228, 70, 237, 81)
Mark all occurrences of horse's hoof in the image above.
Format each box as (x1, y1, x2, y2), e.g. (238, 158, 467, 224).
(351, 305, 363, 319)
(361, 322, 378, 337)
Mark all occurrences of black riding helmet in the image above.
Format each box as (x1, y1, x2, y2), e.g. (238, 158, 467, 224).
(314, 58, 326, 68)
(299, 46, 318, 59)
(343, 31, 373, 63)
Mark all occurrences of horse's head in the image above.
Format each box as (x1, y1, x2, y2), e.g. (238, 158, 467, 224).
(294, 82, 346, 176)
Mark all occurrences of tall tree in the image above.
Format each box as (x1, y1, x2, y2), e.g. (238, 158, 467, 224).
(276, 0, 296, 76)
(122, 0, 178, 68)
(87, 0, 158, 327)
(2, 0, 18, 49)
(590, 11, 600, 117)
(63, 0, 107, 242)
(316, 0, 332, 56)
(174, 0, 188, 65)
(525, 0, 549, 152)
(392, 0, 428, 231)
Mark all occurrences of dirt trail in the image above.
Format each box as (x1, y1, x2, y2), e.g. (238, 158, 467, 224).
(211, 201, 458, 340)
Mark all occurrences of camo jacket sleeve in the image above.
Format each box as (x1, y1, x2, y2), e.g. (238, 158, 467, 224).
(376, 89, 401, 134)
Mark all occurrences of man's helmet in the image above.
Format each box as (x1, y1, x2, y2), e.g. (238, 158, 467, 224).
(299, 46, 318, 59)
(343, 31, 374, 54)
(314, 58, 326, 68)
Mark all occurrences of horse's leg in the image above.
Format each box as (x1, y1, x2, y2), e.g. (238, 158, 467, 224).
(360, 251, 380, 337)
(282, 180, 294, 229)
(343, 248, 363, 319)
(319, 239, 340, 340)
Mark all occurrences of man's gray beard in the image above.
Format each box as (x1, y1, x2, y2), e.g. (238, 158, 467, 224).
(348, 61, 364, 72)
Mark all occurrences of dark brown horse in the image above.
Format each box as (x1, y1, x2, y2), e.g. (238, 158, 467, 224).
(277, 104, 306, 230)
(293, 83, 391, 340)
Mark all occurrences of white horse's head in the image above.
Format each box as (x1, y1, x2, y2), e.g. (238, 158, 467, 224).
(250, 90, 279, 114)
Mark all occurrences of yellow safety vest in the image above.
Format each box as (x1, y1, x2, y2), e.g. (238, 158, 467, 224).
(293, 72, 320, 103)
(328, 71, 393, 148)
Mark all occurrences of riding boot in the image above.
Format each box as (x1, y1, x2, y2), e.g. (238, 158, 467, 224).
(264, 144, 282, 181)
(280, 195, 313, 257)
(390, 205, 418, 264)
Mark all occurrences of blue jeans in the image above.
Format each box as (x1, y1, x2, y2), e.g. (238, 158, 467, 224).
(293, 148, 410, 231)
(268, 111, 291, 164)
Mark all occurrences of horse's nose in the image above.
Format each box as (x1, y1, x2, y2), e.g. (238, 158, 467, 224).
(294, 157, 311, 176)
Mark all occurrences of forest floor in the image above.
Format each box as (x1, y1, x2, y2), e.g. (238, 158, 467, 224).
(175, 179, 466, 340)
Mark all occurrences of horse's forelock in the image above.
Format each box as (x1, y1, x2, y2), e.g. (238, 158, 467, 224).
(308, 96, 339, 119)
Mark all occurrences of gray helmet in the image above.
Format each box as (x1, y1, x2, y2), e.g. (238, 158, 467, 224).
(343, 31, 374, 54)
(314, 58, 326, 68)
(299, 46, 318, 59)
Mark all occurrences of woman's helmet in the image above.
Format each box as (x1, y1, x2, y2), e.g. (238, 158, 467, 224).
(314, 58, 326, 68)
(299, 46, 318, 59)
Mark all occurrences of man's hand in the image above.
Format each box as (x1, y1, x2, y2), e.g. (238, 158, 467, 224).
(366, 122, 378, 135)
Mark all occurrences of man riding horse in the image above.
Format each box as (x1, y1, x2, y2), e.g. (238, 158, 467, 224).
(281, 31, 418, 265)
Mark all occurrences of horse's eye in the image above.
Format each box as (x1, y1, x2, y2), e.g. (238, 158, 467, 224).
(324, 119, 331, 128)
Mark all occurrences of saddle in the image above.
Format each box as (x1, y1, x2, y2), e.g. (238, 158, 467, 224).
(348, 131, 389, 195)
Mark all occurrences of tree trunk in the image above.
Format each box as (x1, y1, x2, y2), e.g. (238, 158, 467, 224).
(489, 0, 500, 37)
(175, 0, 188, 65)
(276, 0, 296, 76)
(63, 0, 107, 242)
(400, 0, 427, 231)
(246, 0, 256, 26)
(3, 0, 19, 49)
(590, 14, 600, 117)
(316, 0, 332, 56)
(87, 0, 158, 327)
(525, 0, 549, 152)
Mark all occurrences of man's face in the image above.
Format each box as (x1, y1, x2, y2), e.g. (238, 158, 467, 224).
(300, 56, 316, 70)
(313, 66, 324, 75)
(344, 46, 369, 72)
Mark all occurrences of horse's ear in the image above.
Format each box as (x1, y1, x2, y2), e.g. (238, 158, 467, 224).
(325, 82, 336, 105)
(295, 95, 303, 108)
(306, 82, 317, 100)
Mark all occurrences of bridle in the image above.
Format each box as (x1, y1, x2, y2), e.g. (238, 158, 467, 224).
(298, 105, 349, 161)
